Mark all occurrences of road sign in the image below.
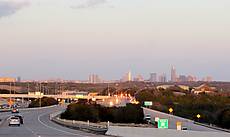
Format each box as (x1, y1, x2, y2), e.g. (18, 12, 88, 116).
(144, 101, 153, 106)
(176, 122, 182, 130)
(197, 114, 201, 119)
(155, 117, 160, 122)
(158, 119, 169, 129)
(169, 108, 173, 113)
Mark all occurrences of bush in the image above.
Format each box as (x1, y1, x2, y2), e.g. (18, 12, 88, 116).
(61, 103, 99, 122)
(28, 97, 58, 108)
(61, 103, 144, 124)
(216, 108, 230, 129)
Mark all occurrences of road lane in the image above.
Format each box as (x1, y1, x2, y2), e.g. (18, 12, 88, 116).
(0, 106, 107, 137)
(143, 107, 223, 132)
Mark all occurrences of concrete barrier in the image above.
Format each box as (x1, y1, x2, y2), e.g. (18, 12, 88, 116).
(106, 126, 230, 137)
(50, 111, 108, 135)
(194, 122, 230, 133)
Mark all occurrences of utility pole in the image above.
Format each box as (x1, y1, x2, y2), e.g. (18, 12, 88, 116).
(40, 82, 42, 108)
(9, 82, 12, 108)
(108, 83, 110, 96)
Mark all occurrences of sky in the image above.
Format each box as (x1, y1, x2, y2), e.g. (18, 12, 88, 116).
(0, 0, 230, 81)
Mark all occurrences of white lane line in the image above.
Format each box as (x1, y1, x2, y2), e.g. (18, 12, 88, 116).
(38, 112, 90, 137)
(25, 126, 36, 135)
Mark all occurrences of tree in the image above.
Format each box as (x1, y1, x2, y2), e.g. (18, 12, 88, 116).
(217, 108, 230, 129)
(135, 90, 155, 105)
(28, 97, 58, 108)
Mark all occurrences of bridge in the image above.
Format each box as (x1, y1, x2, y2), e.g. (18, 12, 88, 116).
(0, 94, 110, 100)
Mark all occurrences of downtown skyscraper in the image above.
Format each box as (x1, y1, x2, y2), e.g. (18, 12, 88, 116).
(171, 66, 177, 82)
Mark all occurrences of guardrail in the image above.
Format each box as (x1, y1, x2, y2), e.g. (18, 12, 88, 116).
(50, 111, 108, 135)
(194, 122, 230, 133)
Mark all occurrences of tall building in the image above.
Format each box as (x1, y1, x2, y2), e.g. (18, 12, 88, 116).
(88, 74, 102, 83)
(202, 76, 213, 82)
(158, 73, 167, 82)
(121, 71, 132, 82)
(178, 75, 187, 82)
(17, 76, 21, 82)
(149, 73, 157, 82)
(171, 66, 177, 82)
(133, 74, 144, 82)
(187, 75, 197, 82)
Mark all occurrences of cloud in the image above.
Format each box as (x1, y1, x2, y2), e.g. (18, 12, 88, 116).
(0, 0, 29, 18)
(70, 0, 108, 9)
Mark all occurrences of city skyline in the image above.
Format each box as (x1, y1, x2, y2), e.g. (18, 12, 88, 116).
(0, 66, 214, 83)
(0, 0, 230, 81)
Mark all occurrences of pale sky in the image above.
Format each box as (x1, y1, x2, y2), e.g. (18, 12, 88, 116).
(0, 0, 230, 81)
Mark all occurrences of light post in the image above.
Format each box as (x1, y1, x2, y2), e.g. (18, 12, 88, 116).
(9, 82, 12, 108)
(39, 82, 42, 108)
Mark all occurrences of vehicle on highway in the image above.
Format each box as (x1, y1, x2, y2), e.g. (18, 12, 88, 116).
(182, 127, 188, 130)
(144, 114, 152, 124)
(9, 117, 20, 126)
(1, 104, 10, 109)
(13, 114, 23, 124)
(11, 108, 19, 113)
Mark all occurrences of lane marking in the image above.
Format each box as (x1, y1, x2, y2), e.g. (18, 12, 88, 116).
(38, 112, 90, 137)
(25, 126, 36, 135)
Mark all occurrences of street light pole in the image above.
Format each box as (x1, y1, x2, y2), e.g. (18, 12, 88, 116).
(9, 82, 12, 108)
(40, 82, 42, 108)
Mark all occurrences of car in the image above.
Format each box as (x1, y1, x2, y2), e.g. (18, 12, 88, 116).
(9, 117, 20, 126)
(13, 115, 23, 124)
(11, 108, 19, 113)
(144, 114, 152, 124)
(182, 127, 188, 130)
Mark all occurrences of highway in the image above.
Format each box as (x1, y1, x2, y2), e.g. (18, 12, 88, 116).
(143, 107, 223, 132)
(0, 106, 107, 137)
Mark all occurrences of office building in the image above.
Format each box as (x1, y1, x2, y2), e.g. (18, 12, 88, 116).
(88, 74, 102, 83)
(133, 74, 144, 82)
(149, 73, 157, 82)
(171, 66, 177, 82)
(121, 71, 132, 82)
(158, 73, 167, 82)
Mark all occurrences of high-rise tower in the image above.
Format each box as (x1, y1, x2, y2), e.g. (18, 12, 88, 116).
(171, 66, 177, 82)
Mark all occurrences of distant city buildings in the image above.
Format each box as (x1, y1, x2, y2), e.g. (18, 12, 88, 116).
(149, 73, 157, 82)
(177, 75, 197, 82)
(121, 71, 132, 82)
(133, 74, 144, 82)
(171, 66, 177, 82)
(202, 76, 213, 82)
(0, 66, 214, 83)
(16, 76, 21, 82)
(187, 75, 197, 82)
(88, 74, 102, 84)
(158, 73, 167, 82)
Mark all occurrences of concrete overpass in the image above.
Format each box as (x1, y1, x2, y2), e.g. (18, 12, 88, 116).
(0, 94, 110, 100)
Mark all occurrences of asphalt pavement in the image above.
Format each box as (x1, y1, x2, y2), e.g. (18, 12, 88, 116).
(143, 107, 223, 132)
(0, 106, 107, 137)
